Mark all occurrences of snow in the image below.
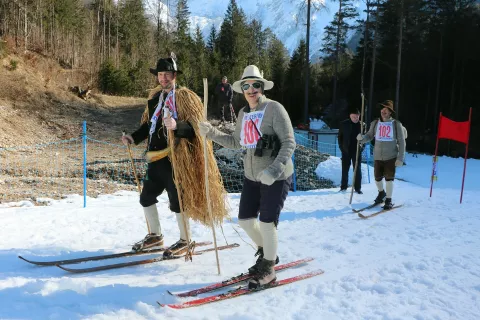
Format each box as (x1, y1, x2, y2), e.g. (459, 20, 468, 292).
(316, 155, 372, 187)
(1, 152, 480, 319)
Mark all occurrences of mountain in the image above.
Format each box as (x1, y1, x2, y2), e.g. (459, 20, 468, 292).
(150, 0, 366, 60)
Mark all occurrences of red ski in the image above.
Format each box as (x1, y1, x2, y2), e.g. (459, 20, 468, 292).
(168, 257, 314, 297)
(159, 269, 324, 309)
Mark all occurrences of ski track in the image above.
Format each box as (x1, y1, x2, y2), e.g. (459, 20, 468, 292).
(1, 155, 480, 319)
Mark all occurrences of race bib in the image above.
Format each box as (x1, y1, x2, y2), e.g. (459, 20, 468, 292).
(375, 121, 394, 141)
(240, 108, 267, 148)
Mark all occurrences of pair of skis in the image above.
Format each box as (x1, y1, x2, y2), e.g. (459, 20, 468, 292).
(161, 257, 323, 309)
(18, 242, 240, 273)
(353, 202, 403, 219)
(21, 250, 322, 308)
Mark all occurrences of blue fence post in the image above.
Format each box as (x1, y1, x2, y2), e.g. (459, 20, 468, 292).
(292, 153, 297, 192)
(83, 121, 87, 208)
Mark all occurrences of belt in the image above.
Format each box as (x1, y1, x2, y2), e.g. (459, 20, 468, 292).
(145, 147, 171, 163)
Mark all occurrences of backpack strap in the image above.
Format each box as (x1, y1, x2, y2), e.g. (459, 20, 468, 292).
(394, 120, 398, 140)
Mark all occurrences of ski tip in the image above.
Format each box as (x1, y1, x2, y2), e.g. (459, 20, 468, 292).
(157, 301, 178, 309)
(310, 269, 326, 276)
(358, 213, 367, 219)
(292, 257, 315, 264)
(18, 256, 43, 265)
(56, 264, 77, 272)
(166, 290, 175, 296)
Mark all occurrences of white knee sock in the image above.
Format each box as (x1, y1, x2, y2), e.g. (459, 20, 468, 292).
(238, 218, 263, 248)
(259, 222, 278, 261)
(375, 180, 384, 192)
(175, 212, 191, 241)
(386, 181, 394, 198)
(144, 204, 161, 235)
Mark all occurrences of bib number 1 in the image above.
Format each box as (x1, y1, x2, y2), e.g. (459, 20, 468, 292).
(243, 119, 260, 145)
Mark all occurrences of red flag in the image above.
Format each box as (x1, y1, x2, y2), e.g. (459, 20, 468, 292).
(438, 115, 470, 144)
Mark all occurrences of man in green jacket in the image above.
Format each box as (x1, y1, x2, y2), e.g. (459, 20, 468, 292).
(357, 100, 405, 209)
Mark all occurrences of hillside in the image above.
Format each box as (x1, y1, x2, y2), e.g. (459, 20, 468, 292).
(0, 47, 148, 148)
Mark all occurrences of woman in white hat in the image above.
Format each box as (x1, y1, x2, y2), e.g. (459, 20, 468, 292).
(198, 65, 296, 288)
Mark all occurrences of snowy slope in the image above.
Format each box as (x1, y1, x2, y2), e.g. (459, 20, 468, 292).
(1, 152, 479, 319)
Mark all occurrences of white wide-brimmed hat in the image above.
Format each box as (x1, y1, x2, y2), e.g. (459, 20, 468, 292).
(232, 65, 274, 93)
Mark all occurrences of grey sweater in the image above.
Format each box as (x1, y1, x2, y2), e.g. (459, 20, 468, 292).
(361, 118, 405, 161)
(206, 96, 296, 182)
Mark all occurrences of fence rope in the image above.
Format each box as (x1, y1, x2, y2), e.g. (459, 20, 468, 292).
(0, 129, 372, 204)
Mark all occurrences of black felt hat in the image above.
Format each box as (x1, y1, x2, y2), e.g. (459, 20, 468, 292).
(149, 57, 182, 75)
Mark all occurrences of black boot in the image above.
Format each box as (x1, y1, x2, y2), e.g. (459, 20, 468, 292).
(374, 190, 387, 204)
(383, 198, 394, 209)
(248, 247, 280, 275)
(248, 259, 276, 289)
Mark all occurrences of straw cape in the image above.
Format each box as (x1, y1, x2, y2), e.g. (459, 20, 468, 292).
(141, 86, 229, 226)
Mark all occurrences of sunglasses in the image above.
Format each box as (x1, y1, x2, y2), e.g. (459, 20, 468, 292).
(241, 82, 262, 91)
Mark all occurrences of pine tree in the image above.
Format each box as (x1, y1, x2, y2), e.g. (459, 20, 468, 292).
(150, 0, 170, 57)
(267, 35, 289, 105)
(117, 0, 150, 95)
(173, 0, 194, 88)
(174, 0, 191, 48)
(206, 25, 220, 76)
(206, 25, 217, 53)
(218, 0, 249, 81)
(246, 19, 264, 66)
(190, 25, 207, 94)
(285, 40, 307, 123)
(321, 0, 359, 124)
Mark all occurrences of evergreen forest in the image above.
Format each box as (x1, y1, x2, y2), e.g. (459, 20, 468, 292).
(1, 0, 479, 156)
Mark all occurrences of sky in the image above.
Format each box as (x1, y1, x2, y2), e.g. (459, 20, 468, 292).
(1, 152, 479, 319)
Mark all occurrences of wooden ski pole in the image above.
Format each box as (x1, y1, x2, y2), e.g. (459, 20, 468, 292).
(164, 108, 194, 262)
(349, 93, 365, 204)
(202, 78, 221, 275)
(350, 10, 370, 205)
(123, 131, 142, 194)
(123, 131, 153, 234)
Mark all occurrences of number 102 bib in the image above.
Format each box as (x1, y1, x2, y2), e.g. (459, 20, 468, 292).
(375, 121, 394, 141)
